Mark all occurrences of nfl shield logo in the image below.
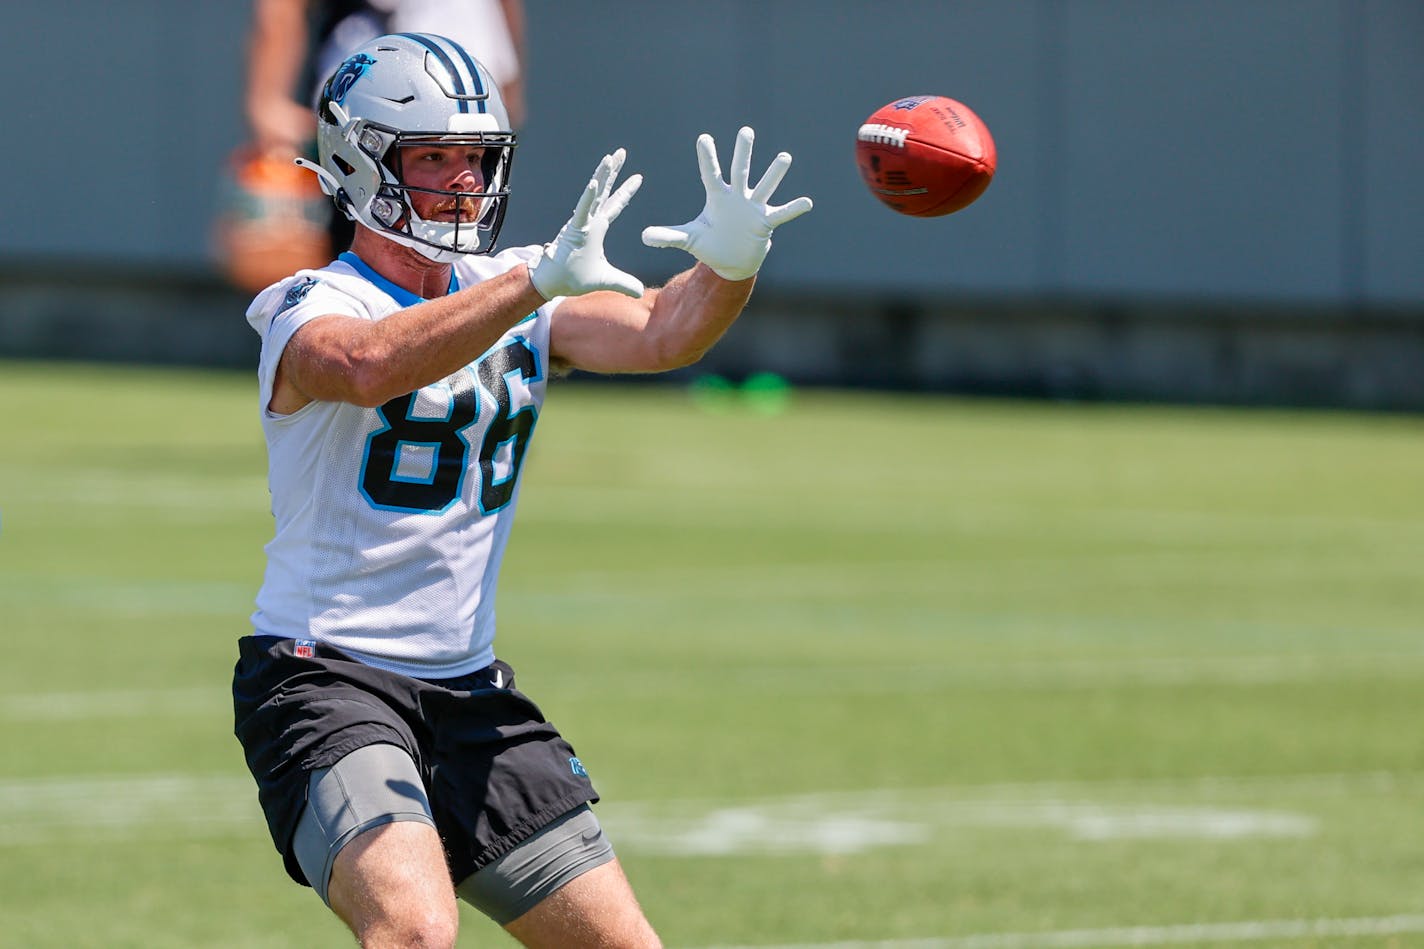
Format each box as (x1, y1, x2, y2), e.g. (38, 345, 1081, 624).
(294, 640, 316, 659)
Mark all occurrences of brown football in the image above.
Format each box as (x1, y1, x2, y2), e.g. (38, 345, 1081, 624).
(856, 95, 997, 217)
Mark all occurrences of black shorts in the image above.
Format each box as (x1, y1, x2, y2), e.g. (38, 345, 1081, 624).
(232, 635, 598, 888)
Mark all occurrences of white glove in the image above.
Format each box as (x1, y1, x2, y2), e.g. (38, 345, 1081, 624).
(528, 149, 645, 300)
(641, 127, 814, 281)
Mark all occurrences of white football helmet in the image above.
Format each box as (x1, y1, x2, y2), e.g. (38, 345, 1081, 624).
(298, 33, 516, 261)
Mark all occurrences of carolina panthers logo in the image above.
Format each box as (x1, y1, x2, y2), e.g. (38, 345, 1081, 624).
(276, 277, 316, 315)
(328, 53, 376, 105)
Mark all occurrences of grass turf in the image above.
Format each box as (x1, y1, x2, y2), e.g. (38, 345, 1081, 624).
(1, 359, 1422, 947)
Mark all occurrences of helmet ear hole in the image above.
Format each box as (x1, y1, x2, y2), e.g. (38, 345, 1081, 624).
(358, 128, 385, 156)
(333, 155, 356, 176)
(371, 196, 404, 226)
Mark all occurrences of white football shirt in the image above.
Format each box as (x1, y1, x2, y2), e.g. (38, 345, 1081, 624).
(246, 247, 555, 678)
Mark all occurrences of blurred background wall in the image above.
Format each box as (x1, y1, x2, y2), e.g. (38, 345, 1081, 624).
(1, 1, 1420, 407)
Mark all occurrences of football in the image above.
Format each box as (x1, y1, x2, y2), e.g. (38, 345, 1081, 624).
(855, 95, 997, 217)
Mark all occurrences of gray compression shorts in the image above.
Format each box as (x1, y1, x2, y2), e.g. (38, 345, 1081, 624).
(457, 804, 615, 924)
(293, 742, 614, 923)
(292, 743, 436, 906)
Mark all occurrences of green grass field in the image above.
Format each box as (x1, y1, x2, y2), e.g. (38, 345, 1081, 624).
(3, 359, 1423, 948)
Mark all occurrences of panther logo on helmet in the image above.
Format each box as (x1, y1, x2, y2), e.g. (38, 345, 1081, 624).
(327, 53, 376, 106)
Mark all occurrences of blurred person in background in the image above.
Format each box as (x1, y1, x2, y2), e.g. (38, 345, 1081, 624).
(231, 31, 812, 949)
(218, 0, 527, 292)
(247, 0, 528, 153)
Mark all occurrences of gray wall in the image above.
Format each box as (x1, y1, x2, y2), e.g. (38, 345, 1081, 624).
(2, 0, 1421, 307)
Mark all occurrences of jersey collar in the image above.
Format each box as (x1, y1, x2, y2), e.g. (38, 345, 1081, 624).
(339, 251, 459, 305)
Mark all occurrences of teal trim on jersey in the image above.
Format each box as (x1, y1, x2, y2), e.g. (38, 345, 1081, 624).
(340, 251, 458, 306)
(339, 251, 417, 306)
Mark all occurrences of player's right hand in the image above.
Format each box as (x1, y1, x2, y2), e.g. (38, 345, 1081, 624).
(528, 149, 645, 300)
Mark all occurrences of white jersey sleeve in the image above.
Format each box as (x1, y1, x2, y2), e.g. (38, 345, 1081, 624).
(246, 248, 556, 678)
(248, 271, 368, 415)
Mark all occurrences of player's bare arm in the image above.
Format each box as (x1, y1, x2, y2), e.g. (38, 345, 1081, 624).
(551, 127, 812, 375)
(270, 264, 546, 412)
(549, 266, 752, 374)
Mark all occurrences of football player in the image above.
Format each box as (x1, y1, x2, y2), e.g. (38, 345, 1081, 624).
(232, 31, 811, 949)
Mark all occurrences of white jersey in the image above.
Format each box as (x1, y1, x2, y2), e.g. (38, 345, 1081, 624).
(246, 247, 555, 678)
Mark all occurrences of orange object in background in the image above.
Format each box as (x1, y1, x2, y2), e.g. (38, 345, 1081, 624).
(214, 147, 333, 294)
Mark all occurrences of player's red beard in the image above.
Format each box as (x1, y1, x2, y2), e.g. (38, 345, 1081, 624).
(428, 196, 480, 222)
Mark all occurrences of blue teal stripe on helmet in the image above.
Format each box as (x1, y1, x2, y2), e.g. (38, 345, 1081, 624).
(399, 32, 472, 113)
(445, 40, 487, 112)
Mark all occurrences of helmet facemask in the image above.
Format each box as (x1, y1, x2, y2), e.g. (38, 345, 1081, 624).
(362, 128, 515, 261)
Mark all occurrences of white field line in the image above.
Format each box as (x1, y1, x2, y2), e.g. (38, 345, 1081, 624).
(715, 654, 1424, 691)
(521, 484, 1424, 537)
(0, 575, 254, 613)
(594, 770, 1420, 857)
(0, 774, 259, 845)
(691, 913, 1424, 949)
(0, 466, 265, 511)
(496, 656, 1424, 699)
(0, 687, 223, 721)
(596, 796, 1318, 857)
(0, 769, 1413, 851)
(4, 647, 1422, 727)
(510, 553, 1418, 596)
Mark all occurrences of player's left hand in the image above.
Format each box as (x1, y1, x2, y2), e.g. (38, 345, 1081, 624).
(641, 127, 813, 281)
